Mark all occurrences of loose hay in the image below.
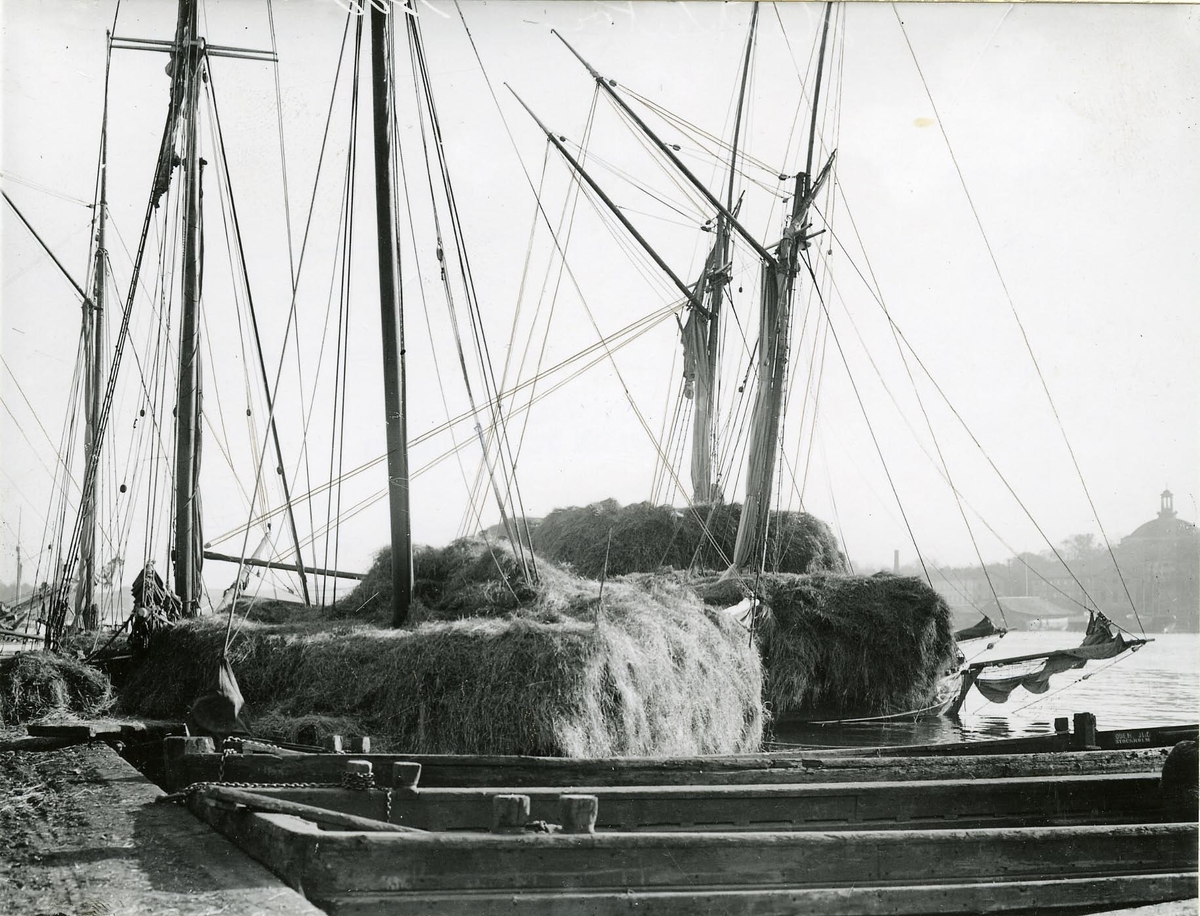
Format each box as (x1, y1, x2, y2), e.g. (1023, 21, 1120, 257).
(0, 652, 114, 726)
(120, 539, 764, 757)
(755, 572, 958, 721)
(532, 499, 848, 577)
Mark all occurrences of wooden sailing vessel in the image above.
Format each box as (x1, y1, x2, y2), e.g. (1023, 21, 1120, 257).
(1, 0, 1162, 730)
(507, 2, 1156, 724)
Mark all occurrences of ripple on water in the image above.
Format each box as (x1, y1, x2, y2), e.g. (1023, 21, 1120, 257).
(771, 632, 1198, 747)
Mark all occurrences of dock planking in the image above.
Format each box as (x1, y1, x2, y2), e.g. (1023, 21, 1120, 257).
(163, 745, 1173, 791)
(220, 772, 1174, 833)
(322, 877, 1200, 916)
(183, 798, 1198, 915)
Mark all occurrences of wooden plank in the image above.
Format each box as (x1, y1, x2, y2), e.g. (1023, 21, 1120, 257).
(191, 785, 425, 833)
(187, 807, 323, 894)
(778, 723, 1198, 759)
(321, 873, 1199, 916)
(221, 823, 1197, 897)
(1098, 725, 1199, 751)
(27, 718, 182, 740)
(1090, 899, 1200, 916)
(0, 734, 84, 752)
(250, 773, 1168, 833)
(164, 747, 1169, 792)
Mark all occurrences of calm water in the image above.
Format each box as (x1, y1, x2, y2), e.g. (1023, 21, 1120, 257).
(772, 632, 1199, 748)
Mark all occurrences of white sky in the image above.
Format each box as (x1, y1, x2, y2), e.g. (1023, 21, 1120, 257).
(1, 1, 1197, 599)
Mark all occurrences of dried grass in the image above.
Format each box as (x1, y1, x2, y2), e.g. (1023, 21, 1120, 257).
(531, 499, 848, 578)
(118, 539, 763, 756)
(754, 572, 958, 721)
(0, 652, 114, 726)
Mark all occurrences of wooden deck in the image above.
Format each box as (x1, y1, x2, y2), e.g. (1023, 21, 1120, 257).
(8, 717, 1193, 915)
(0, 741, 324, 916)
(170, 726, 1196, 915)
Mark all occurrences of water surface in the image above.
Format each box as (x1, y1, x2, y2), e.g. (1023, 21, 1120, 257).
(771, 631, 1198, 748)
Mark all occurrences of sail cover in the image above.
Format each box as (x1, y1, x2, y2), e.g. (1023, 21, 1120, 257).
(954, 614, 1005, 642)
(970, 613, 1144, 703)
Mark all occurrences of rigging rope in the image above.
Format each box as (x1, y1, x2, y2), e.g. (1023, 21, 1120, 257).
(407, 6, 534, 581)
(801, 249, 931, 585)
(822, 190, 1108, 619)
(890, 4, 1143, 636)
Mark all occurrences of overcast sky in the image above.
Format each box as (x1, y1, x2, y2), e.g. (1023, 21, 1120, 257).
(1, 1, 1197, 600)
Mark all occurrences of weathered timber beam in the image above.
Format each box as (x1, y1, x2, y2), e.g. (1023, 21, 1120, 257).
(247, 773, 1166, 834)
(316, 873, 1198, 916)
(260, 823, 1199, 896)
(191, 784, 424, 834)
(202, 550, 365, 581)
(163, 748, 1173, 793)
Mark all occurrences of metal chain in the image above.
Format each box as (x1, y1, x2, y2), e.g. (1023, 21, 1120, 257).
(385, 787, 393, 824)
(157, 778, 346, 805)
(340, 771, 376, 791)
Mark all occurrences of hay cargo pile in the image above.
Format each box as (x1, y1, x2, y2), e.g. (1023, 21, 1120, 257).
(0, 652, 113, 726)
(532, 498, 848, 577)
(753, 572, 957, 722)
(119, 538, 763, 756)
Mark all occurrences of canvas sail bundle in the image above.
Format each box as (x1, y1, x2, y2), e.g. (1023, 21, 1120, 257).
(968, 613, 1145, 704)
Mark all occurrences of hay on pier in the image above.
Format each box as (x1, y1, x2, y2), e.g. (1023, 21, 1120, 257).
(531, 499, 848, 578)
(0, 652, 113, 726)
(754, 572, 958, 722)
(119, 539, 763, 756)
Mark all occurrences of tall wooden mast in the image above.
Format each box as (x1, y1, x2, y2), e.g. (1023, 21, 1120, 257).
(729, 1, 835, 571)
(78, 106, 108, 629)
(688, 4, 758, 504)
(173, 0, 204, 615)
(369, 2, 413, 626)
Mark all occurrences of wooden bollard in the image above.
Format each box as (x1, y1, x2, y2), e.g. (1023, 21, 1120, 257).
(163, 736, 215, 790)
(1073, 712, 1098, 749)
(165, 735, 216, 757)
(1054, 717, 1070, 735)
(347, 736, 371, 754)
(164, 735, 215, 765)
(322, 734, 344, 754)
(392, 762, 422, 790)
(491, 794, 530, 833)
(343, 759, 374, 790)
(558, 794, 598, 834)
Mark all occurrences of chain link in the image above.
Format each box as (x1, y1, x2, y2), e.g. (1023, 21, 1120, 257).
(340, 771, 376, 791)
(159, 778, 347, 804)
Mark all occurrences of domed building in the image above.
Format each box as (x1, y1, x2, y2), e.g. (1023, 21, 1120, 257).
(1112, 490, 1199, 632)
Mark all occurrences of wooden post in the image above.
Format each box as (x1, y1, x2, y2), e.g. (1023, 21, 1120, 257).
(164, 735, 214, 787)
(347, 736, 371, 754)
(392, 762, 422, 790)
(165, 735, 215, 759)
(342, 759, 375, 790)
(1055, 717, 1070, 735)
(322, 734, 344, 754)
(558, 794, 599, 834)
(1074, 712, 1099, 749)
(491, 794, 530, 833)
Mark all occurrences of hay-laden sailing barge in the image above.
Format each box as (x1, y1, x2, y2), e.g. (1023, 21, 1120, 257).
(5, 1, 1195, 913)
(13, 0, 1152, 733)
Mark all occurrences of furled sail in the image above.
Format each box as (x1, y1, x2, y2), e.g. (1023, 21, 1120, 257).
(954, 614, 1006, 642)
(967, 612, 1146, 704)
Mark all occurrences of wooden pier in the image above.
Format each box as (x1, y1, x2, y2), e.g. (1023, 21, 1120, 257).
(156, 714, 1197, 915)
(7, 713, 1193, 915)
